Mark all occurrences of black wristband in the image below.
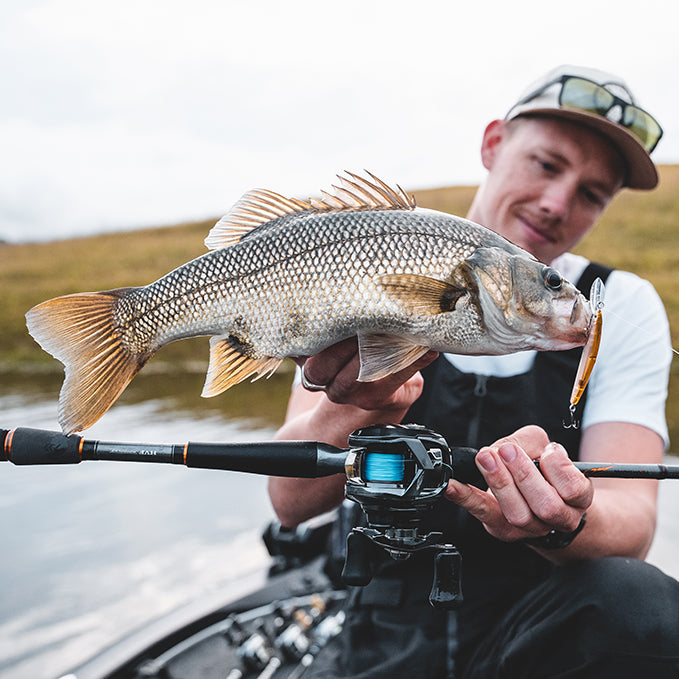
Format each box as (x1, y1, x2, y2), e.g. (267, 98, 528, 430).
(523, 513, 587, 550)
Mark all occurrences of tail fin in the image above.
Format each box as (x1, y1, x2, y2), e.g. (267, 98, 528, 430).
(26, 289, 154, 434)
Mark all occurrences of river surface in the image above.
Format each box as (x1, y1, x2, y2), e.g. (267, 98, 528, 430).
(1, 371, 678, 679)
(0, 371, 288, 679)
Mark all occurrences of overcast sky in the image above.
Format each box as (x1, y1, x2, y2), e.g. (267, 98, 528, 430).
(2, 0, 678, 243)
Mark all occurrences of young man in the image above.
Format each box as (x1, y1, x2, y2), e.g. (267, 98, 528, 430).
(269, 66, 679, 677)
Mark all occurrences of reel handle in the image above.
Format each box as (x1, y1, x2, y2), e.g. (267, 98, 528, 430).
(429, 548, 463, 609)
(341, 531, 378, 587)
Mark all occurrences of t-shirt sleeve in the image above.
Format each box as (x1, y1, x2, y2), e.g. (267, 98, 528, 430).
(581, 270, 672, 449)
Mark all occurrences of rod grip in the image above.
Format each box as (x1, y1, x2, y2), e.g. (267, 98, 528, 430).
(185, 440, 344, 477)
(0, 429, 8, 461)
(450, 447, 484, 486)
(3, 427, 83, 465)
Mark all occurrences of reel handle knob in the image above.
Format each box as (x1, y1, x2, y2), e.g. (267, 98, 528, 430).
(429, 548, 463, 609)
(341, 530, 376, 586)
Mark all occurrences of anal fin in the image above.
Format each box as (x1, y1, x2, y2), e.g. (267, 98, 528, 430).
(201, 335, 282, 397)
(357, 332, 431, 382)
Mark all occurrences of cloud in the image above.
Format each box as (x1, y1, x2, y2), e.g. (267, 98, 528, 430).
(1, 0, 677, 242)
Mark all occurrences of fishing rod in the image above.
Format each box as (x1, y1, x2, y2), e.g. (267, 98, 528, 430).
(2, 425, 678, 481)
(3, 423, 679, 609)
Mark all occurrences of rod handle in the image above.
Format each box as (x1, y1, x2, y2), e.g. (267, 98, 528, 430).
(2, 428, 83, 465)
(0, 429, 8, 461)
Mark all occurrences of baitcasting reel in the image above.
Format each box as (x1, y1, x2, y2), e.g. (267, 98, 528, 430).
(341, 424, 476, 609)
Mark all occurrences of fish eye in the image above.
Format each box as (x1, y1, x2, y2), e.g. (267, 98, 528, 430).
(542, 267, 563, 291)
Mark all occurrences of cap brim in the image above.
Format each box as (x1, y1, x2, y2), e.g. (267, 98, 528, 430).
(508, 106, 658, 190)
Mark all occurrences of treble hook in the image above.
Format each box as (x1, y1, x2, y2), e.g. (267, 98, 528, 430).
(563, 403, 580, 429)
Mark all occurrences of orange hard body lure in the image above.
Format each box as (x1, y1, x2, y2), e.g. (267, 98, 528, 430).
(566, 278, 605, 428)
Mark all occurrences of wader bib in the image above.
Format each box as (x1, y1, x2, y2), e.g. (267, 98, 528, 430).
(313, 264, 620, 678)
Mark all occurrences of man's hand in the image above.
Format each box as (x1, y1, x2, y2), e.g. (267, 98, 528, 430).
(445, 425, 593, 543)
(298, 337, 438, 414)
(271, 339, 438, 527)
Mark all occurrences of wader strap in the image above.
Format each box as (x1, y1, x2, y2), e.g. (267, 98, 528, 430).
(576, 262, 613, 298)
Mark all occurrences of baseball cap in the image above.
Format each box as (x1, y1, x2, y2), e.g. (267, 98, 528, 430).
(505, 65, 662, 189)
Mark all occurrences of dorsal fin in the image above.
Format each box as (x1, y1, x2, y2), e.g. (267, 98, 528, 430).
(204, 171, 416, 250)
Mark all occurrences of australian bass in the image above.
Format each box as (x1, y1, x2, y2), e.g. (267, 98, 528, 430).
(27, 172, 594, 434)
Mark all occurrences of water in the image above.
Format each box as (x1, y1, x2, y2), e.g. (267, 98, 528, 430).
(0, 372, 289, 679)
(1, 371, 678, 679)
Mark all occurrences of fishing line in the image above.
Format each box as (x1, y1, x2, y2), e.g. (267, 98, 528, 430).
(605, 309, 679, 356)
(364, 452, 405, 483)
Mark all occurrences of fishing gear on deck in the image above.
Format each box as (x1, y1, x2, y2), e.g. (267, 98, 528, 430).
(3, 424, 679, 612)
(224, 594, 346, 679)
(134, 591, 347, 679)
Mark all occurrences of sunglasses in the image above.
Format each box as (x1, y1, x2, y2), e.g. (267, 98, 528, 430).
(516, 75, 663, 153)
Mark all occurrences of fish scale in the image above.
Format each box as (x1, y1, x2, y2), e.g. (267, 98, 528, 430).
(139, 214, 458, 347)
(25, 172, 593, 433)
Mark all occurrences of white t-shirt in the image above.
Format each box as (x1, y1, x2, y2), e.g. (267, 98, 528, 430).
(446, 252, 672, 448)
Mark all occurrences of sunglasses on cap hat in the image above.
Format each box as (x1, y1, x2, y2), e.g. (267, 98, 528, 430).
(513, 75, 663, 153)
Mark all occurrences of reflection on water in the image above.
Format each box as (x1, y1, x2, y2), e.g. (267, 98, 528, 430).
(0, 363, 295, 430)
(0, 370, 293, 679)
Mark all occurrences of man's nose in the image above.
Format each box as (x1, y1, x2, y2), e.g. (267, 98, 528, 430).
(538, 180, 574, 219)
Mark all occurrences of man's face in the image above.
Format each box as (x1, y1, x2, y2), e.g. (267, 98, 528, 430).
(468, 116, 625, 264)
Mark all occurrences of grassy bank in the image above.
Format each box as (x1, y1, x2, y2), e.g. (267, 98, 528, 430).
(2, 166, 678, 439)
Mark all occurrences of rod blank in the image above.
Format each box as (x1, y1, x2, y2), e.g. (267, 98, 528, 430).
(3, 426, 679, 482)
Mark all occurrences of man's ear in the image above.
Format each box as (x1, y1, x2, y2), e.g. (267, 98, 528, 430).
(480, 119, 507, 170)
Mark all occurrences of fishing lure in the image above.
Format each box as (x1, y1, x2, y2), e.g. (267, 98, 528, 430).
(564, 278, 605, 429)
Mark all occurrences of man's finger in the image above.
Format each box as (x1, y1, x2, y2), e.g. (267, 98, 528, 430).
(445, 478, 546, 541)
(539, 443, 594, 510)
(477, 446, 541, 530)
(325, 350, 438, 410)
(302, 338, 359, 387)
(445, 479, 498, 524)
(498, 426, 551, 460)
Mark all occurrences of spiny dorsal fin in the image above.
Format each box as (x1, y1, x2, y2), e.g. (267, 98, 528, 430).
(204, 171, 416, 250)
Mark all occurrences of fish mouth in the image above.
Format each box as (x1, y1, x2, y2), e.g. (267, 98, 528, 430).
(570, 293, 594, 335)
(535, 292, 592, 351)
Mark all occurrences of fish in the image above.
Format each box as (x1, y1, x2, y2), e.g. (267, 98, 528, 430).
(26, 171, 594, 434)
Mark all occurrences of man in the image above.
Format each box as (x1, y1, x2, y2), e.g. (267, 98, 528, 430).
(269, 66, 679, 677)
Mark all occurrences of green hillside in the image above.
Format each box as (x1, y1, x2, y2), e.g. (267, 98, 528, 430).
(2, 166, 678, 441)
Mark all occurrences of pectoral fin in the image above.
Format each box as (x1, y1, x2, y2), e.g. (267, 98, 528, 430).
(377, 274, 466, 313)
(201, 336, 282, 397)
(357, 332, 431, 382)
